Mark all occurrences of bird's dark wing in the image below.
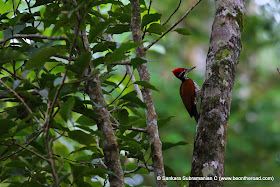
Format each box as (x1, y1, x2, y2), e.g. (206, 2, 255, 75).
(180, 79, 198, 121)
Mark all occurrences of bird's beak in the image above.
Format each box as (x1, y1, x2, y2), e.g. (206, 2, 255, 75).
(187, 66, 196, 73)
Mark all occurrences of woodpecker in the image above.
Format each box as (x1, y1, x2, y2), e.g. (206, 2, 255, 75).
(172, 66, 200, 123)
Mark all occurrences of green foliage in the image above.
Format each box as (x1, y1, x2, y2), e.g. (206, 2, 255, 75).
(1, 0, 277, 186)
(0, 0, 174, 186)
(174, 28, 191, 36)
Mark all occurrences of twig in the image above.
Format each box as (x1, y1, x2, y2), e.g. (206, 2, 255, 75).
(162, 0, 182, 25)
(108, 72, 128, 93)
(1, 66, 23, 80)
(109, 113, 147, 132)
(14, 142, 48, 161)
(142, 0, 152, 39)
(52, 153, 107, 168)
(126, 65, 143, 101)
(0, 34, 68, 44)
(53, 54, 77, 61)
(107, 70, 133, 106)
(0, 79, 43, 126)
(0, 130, 43, 161)
(111, 123, 147, 133)
(144, 0, 202, 50)
(124, 162, 153, 175)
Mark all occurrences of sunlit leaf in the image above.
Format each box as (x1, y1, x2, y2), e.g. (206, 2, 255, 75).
(147, 23, 167, 34)
(141, 13, 162, 29)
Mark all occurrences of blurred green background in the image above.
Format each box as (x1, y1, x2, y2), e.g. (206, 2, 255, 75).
(141, 0, 280, 186)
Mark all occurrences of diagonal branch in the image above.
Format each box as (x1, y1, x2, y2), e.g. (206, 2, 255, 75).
(0, 34, 68, 44)
(130, 1, 166, 186)
(0, 79, 43, 126)
(162, 0, 182, 26)
(144, 0, 202, 51)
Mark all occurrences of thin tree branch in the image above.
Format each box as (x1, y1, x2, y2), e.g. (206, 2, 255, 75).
(52, 153, 107, 168)
(1, 66, 23, 80)
(124, 162, 153, 175)
(162, 0, 182, 26)
(107, 70, 133, 106)
(82, 18, 125, 186)
(142, 0, 152, 39)
(130, 1, 166, 186)
(0, 130, 43, 161)
(126, 65, 143, 101)
(0, 34, 68, 44)
(0, 79, 43, 126)
(144, 0, 202, 51)
(14, 142, 48, 161)
(108, 72, 128, 93)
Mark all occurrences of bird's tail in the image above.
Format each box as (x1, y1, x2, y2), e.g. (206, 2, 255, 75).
(193, 108, 199, 123)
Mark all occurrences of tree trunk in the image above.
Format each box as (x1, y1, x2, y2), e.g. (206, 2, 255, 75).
(190, 0, 246, 187)
(85, 75, 125, 187)
(130, 1, 167, 186)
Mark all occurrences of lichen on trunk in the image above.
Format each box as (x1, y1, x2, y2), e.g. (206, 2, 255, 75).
(190, 0, 246, 187)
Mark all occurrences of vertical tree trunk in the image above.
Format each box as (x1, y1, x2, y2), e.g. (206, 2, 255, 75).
(83, 28, 124, 186)
(190, 1, 246, 187)
(85, 75, 124, 187)
(130, 1, 167, 186)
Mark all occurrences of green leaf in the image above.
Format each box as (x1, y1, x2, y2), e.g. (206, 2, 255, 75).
(13, 24, 26, 34)
(24, 46, 58, 70)
(120, 91, 147, 108)
(105, 42, 142, 65)
(105, 25, 130, 34)
(0, 119, 17, 139)
(108, 11, 130, 23)
(88, 18, 115, 42)
(68, 52, 91, 77)
(162, 141, 188, 151)
(59, 97, 75, 122)
(134, 81, 159, 92)
(0, 49, 27, 65)
(131, 57, 147, 69)
(158, 116, 174, 129)
(174, 28, 191, 35)
(76, 115, 96, 126)
(9, 13, 24, 27)
(92, 42, 116, 53)
(116, 109, 129, 125)
(3, 28, 12, 40)
(92, 56, 105, 67)
(164, 165, 176, 177)
(68, 130, 96, 145)
(147, 23, 167, 34)
(141, 13, 162, 29)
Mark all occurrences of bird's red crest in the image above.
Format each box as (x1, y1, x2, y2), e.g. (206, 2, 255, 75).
(172, 68, 185, 77)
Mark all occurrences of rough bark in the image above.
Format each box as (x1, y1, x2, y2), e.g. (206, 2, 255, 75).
(190, 1, 246, 187)
(85, 76, 124, 187)
(82, 29, 124, 186)
(130, 1, 167, 186)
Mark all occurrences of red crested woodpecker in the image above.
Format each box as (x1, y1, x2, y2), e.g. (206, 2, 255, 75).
(172, 66, 200, 123)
